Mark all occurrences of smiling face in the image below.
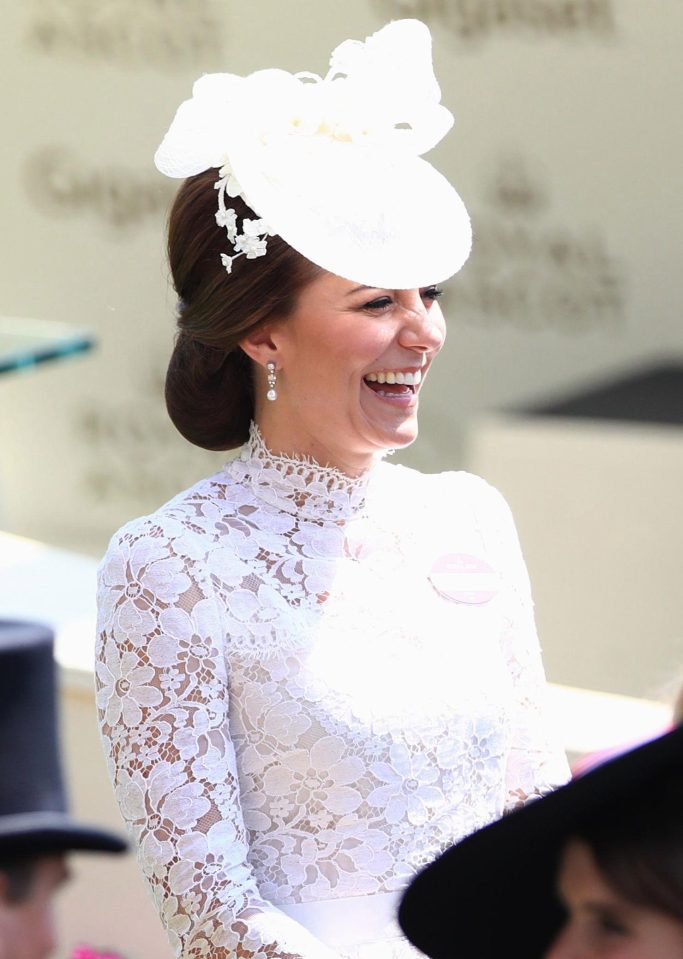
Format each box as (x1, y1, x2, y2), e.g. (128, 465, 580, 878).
(546, 839, 683, 959)
(242, 271, 446, 473)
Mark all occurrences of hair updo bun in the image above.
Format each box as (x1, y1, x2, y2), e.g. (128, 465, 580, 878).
(164, 169, 322, 450)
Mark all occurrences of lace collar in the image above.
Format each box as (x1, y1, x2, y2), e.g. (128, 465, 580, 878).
(228, 422, 379, 521)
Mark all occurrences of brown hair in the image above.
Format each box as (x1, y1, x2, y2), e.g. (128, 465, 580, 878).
(165, 169, 322, 450)
(674, 685, 683, 725)
(575, 771, 683, 921)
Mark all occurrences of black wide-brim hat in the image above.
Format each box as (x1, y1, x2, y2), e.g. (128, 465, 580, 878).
(0, 620, 126, 857)
(399, 722, 683, 959)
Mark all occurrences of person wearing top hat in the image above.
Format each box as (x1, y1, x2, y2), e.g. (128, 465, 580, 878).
(95, 18, 569, 959)
(399, 723, 683, 959)
(0, 621, 126, 959)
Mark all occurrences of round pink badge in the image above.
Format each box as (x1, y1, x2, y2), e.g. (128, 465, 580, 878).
(427, 553, 499, 605)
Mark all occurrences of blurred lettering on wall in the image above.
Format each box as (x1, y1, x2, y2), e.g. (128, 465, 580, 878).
(449, 156, 624, 333)
(26, 0, 226, 69)
(24, 147, 176, 231)
(372, 0, 616, 43)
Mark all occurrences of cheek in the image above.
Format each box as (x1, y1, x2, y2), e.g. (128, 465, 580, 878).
(432, 308, 447, 348)
(296, 337, 380, 388)
(24, 898, 58, 959)
(640, 914, 683, 959)
(0, 902, 55, 959)
(339, 330, 395, 370)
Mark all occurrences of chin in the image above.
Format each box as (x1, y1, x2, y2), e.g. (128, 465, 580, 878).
(354, 402, 421, 457)
(368, 419, 419, 453)
(389, 427, 419, 450)
(358, 392, 421, 451)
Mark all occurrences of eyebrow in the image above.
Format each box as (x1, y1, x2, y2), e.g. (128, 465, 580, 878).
(346, 285, 378, 296)
(557, 893, 626, 918)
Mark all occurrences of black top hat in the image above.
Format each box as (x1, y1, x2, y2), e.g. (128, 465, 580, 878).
(0, 620, 126, 857)
(399, 723, 683, 959)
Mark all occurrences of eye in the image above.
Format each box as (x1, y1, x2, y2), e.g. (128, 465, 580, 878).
(361, 296, 393, 311)
(597, 914, 628, 936)
(359, 288, 443, 312)
(422, 286, 443, 302)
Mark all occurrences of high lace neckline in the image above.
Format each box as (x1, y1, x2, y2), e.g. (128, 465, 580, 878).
(228, 422, 380, 521)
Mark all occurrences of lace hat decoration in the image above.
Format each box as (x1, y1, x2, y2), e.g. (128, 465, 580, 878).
(154, 19, 472, 289)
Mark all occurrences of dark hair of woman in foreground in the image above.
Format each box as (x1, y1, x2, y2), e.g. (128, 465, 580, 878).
(165, 170, 321, 451)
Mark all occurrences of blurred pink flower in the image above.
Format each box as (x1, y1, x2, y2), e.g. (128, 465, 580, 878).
(72, 946, 126, 959)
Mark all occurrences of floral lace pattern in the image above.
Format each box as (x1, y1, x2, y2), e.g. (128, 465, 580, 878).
(96, 425, 569, 958)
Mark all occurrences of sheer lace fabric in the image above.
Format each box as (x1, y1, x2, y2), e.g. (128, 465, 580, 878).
(96, 425, 569, 958)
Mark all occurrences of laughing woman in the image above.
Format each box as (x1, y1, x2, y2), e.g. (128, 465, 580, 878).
(95, 20, 569, 959)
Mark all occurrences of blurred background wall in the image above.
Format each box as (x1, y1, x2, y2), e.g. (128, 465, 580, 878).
(0, 2, 681, 954)
(1, 0, 680, 553)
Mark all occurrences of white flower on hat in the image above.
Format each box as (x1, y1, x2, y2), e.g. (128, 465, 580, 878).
(218, 162, 243, 197)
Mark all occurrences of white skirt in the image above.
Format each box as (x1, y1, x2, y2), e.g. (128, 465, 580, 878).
(280, 891, 417, 958)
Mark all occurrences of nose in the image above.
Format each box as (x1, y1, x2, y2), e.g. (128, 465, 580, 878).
(397, 294, 445, 355)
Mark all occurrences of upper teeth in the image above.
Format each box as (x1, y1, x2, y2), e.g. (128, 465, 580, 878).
(365, 370, 422, 386)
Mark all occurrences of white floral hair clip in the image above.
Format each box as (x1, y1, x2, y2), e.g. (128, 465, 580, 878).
(214, 162, 272, 272)
(154, 20, 472, 288)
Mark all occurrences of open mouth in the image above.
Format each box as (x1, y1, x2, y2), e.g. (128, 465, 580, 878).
(363, 369, 422, 398)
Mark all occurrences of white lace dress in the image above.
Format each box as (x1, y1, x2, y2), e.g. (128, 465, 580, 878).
(96, 425, 569, 959)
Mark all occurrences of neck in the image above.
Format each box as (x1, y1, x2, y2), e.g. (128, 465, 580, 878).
(252, 418, 381, 478)
(233, 422, 378, 522)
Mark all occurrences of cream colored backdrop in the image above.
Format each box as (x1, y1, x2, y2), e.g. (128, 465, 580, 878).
(1, 0, 680, 551)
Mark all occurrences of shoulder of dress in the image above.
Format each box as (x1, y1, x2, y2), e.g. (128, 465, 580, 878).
(438, 471, 518, 539)
(100, 470, 232, 563)
(382, 461, 508, 505)
(375, 465, 519, 548)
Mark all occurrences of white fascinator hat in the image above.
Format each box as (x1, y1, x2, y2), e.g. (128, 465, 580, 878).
(155, 19, 471, 290)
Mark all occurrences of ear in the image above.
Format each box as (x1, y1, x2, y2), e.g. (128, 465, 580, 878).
(239, 323, 279, 368)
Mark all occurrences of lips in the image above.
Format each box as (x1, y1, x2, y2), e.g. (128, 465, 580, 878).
(364, 381, 414, 398)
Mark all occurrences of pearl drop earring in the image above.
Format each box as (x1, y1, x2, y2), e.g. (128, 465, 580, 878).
(266, 362, 278, 402)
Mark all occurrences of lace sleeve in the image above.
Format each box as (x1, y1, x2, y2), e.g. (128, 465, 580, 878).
(95, 520, 342, 959)
(471, 480, 570, 809)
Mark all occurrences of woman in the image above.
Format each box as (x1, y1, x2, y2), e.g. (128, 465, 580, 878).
(399, 723, 683, 959)
(95, 19, 568, 959)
